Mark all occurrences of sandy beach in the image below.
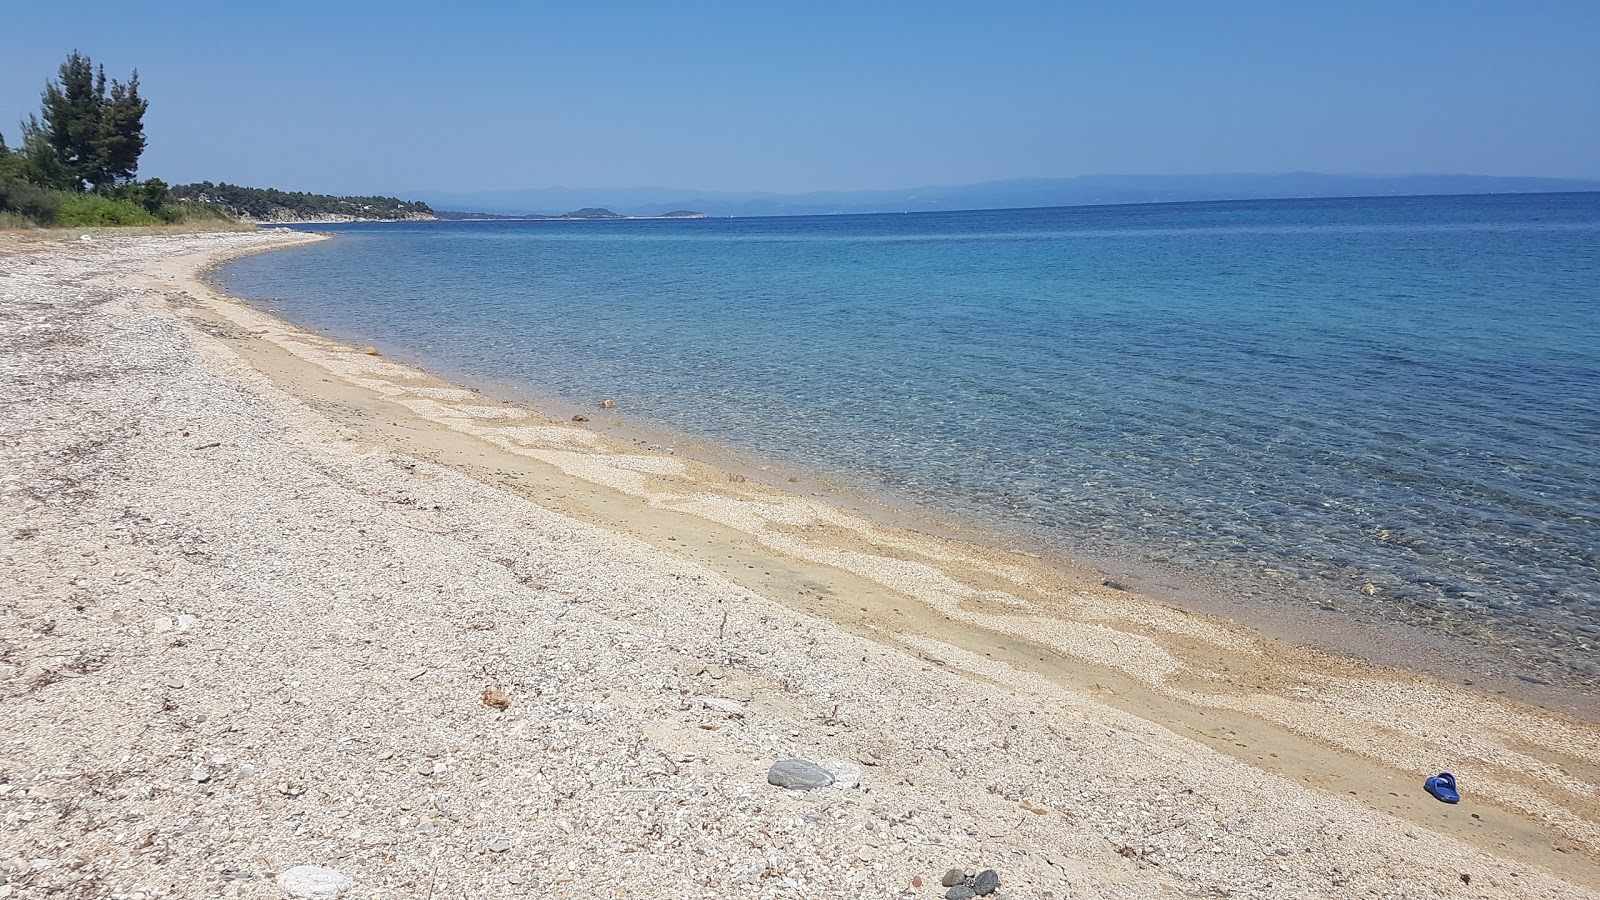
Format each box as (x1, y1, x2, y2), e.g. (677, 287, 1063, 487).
(2, 229, 1596, 899)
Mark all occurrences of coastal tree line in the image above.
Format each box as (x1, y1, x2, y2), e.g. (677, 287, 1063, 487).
(169, 182, 432, 221)
(2, 52, 432, 228)
(0, 52, 210, 226)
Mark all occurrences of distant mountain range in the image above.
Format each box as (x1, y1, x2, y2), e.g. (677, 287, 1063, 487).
(405, 173, 1600, 219)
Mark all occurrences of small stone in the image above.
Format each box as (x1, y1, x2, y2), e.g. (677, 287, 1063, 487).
(487, 839, 510, 853)
(165, 677, 185, 689)
(361, 346, 381, 356)
(942, 869, 966, 887)
(701, 697, 745, 717)
(973, 869, 1000, 895)
(819, 759, 861, 790)
(175, 614, 198, 631)
(766, 759, 834, 790)
(189, 765, 211, 783)
(276, 865, 353, 899)
(570, 415, 588, 423)
(599, 399, 615, 408)
(947, 887, 976, 900)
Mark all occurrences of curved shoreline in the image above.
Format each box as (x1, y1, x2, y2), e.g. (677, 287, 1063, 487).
(184, 236, 1600, 859)
(4, 229, 1596, 897)
(218, 229, 1596, 716)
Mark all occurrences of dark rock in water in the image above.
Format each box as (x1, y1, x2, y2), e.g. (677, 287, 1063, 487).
(973, 868, 1000, 895)
(766, 758, 834, 790)
(571, 415, 589, 423)
(941, 868, 966, 887)
(946, 887, 976, 900)
(1101, 578, 1128, 591)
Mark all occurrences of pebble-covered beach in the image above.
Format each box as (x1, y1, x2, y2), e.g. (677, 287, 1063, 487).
(1, 231, 1596, 899)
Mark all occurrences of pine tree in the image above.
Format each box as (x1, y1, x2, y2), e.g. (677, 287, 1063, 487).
(35, 52, 147, 192)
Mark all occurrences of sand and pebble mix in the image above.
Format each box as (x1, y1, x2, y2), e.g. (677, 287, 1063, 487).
(1, 231, 1597, 899)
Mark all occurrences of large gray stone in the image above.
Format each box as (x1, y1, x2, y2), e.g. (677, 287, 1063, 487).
(766, 759, 834, 790)
(973, 868, 1000, 895)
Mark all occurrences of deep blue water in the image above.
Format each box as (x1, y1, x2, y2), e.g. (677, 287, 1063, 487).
(221, 194, 1600, 684)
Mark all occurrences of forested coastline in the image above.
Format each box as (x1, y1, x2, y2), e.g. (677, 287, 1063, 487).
(170, 183, 434, 223)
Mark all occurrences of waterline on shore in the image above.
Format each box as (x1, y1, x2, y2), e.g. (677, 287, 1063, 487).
(219, 196, 1600, 691)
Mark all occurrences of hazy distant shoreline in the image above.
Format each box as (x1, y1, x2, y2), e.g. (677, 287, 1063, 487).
(407, 173, 1600, 219)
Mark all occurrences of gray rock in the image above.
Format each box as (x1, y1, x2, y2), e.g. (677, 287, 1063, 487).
(487, 839, 510, 853)
(947, 887, 976, 900)
(766, 758, 833, 790)
(941, 869, 966, 887)
(973, 869, 1000, 895)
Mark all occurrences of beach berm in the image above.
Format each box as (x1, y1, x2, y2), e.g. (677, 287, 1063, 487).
(1, 229, 1596, 898)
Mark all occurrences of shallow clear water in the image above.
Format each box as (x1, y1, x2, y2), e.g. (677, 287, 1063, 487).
(221, 194, 1600, 684)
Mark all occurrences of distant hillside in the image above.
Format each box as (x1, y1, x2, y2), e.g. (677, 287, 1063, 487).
(172, 182, 435, 223)
(409, 173, 1600, 219)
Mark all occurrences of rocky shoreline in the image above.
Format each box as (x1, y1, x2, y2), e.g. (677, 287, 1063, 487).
(238, 212, 436, 225)
(1, 230, 1595, 899)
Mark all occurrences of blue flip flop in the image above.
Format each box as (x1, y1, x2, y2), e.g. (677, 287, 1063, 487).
(1425, 772, 1460, 803)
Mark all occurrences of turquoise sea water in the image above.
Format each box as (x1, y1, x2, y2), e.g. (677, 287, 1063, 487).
(220, 194, 1600, 687)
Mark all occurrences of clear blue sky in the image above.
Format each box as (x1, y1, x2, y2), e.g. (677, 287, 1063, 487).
(3, 1, 1597, 195)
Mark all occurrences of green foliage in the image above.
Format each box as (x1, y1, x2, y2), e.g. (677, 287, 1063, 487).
(157, 197, 235, 225)
(55, 191, 157, 226)
(0, 176, 62, 225)
(108, 176, 169, 214)
(37, 51, 148, 192)
(169, 182, 433, 220)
